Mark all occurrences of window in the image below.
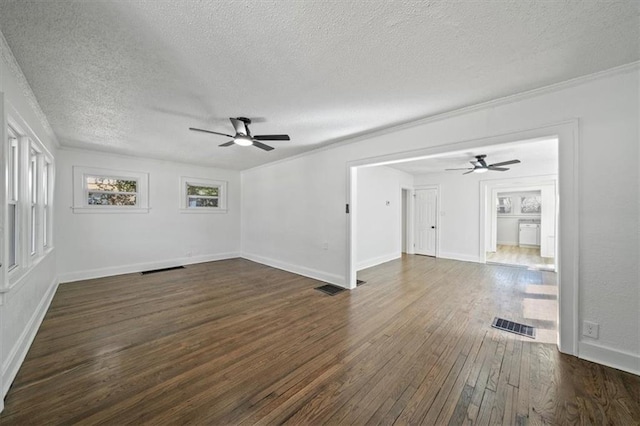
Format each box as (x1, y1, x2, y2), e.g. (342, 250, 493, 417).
(86, 176, 138, 206)
(73, 166, 149, 213)
(496, 196, 512, 214)
(29, 147, 38, 255)
(180, 177, 227, 213)
(7, 130, 18, 269)
(520, 196, 541, 214)
(43, 161, 51, 248)
(5, 124, 54, 278)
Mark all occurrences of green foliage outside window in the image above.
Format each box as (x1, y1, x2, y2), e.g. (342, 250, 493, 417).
(187, 185, 219, 197)
(86, 176, 138, 206)
(87, 177, 137, 193)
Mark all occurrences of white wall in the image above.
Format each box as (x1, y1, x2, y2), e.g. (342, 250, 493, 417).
(241, 65, 640, 373)
(356, 165, 413, 270)
(0, 36, 59, 405)
(56, 149, 241, 282)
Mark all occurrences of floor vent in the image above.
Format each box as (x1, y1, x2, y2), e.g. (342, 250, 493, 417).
(315, 284, 345, 296)
(491, 317, 536, 339)
(356, 279, 366, 286)
(140, 266, 185, 275)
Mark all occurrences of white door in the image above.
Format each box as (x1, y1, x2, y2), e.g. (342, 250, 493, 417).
(415, 189, 437, 256)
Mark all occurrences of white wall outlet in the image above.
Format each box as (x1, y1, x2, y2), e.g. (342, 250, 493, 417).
(322, 242, 329, 250)
(583, 321, 599, 339)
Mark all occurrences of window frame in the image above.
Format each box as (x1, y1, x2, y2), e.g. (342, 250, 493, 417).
(179, 176, 227, 213)
(29, 145, 39, 256)
(5, 116, 55, 288)
(519, 195, 542, 214)
(496, 196, 512, 215)
(6, 129, 19, 271)
(72, 166, 149, 214)
(42, 159, 52, 249)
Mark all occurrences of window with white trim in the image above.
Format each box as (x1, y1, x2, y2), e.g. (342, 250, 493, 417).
(5, 124, 54, 278)
(43, 160, 51, 248)
(29, 146, 38, 255)
(180, 177, 227, 213)
(73, 166, 149, 213)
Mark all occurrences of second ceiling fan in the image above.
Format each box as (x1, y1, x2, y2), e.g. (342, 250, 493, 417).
(189, 117, 290, 151)
(446, 154, 520, 174)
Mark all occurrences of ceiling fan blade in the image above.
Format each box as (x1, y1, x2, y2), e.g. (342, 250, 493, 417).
(463, 170, 475, 175)
(446, 168, 473, 171)
(489, 159, 520, 167)
(219, 141, 235, 147)
(230, 118, 247, 135)
(252, 140, 274, 151)
(254, 134, 290, 141)
(488, 167, 509, 171)
(189, 127, 234, 138)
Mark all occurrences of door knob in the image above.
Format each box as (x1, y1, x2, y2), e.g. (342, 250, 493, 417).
(431, 226, 435, 229)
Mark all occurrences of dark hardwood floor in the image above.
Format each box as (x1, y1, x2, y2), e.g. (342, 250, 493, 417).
(1, 256, 638, 424)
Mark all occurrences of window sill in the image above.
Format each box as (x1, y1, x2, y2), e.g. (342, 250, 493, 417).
(179, 208, 228, 214)
(72, 206, 150, 214)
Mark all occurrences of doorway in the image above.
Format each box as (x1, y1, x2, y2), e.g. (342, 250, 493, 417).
(346, 122, 578, 356)
(486, 186, 557, 270)
(482, 178, 558, 271)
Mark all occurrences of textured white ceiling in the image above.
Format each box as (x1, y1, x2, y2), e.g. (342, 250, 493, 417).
(386, 138, 558, 175)
(0, 1, 637, 169)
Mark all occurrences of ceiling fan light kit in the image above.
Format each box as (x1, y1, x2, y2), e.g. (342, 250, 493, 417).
(233, 135, 253, 146)
(189, 117, 290, 151)
(445, 154, 521, 175)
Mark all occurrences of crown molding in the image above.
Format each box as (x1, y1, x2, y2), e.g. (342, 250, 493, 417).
(244, 61, 639, 174)
(0, 29, 60, 148)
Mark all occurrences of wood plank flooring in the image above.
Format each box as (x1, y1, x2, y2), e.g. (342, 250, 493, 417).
(486, 245, 555, 271)
(1, 256, 638, 424)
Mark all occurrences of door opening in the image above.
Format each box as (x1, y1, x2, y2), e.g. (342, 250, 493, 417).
(487, 185, 557, 271)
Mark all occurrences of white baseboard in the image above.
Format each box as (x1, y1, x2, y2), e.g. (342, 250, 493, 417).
(438, 251, 482, 264)
(58, 252, 241, 283)
(579, 341, 640, 376)
(2, 277, 59, 397)
(357, 252, 401, 271)
(241, 252, 345, 288)
(496, 241, 518, 246)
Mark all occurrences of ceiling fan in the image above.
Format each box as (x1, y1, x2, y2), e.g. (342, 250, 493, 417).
(189, 117, 290, 151)
(446, 154, 520, 174)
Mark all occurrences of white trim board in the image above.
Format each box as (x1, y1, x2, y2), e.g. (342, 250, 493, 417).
(2, 277, 59, 397)
(357, 252, 401, 271)
(437, 252, 482, 264)
(242, 252, 346, 288)
(245, 62, 638, 175)
(579, 341, 640, 376)
(58, 252, 240, 283)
